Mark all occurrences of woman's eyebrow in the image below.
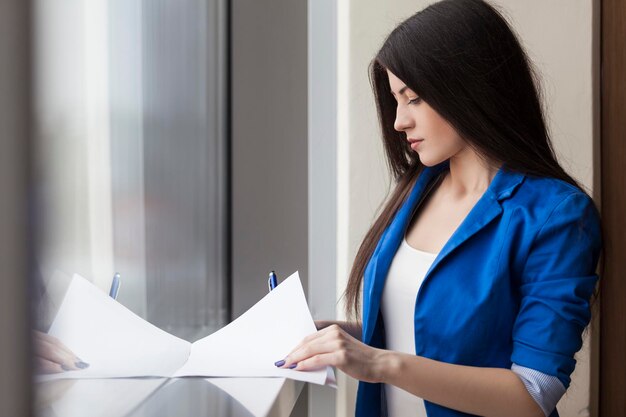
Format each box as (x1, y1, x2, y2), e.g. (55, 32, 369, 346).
(391, 85, 409, 96)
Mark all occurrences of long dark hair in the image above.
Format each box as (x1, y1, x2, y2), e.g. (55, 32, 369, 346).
(343, 0, 602, 322)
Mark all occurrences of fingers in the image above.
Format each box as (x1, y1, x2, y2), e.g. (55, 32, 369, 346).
(35, 338, 77, 370)
(289, 352, 338, 372)
(271, 324, 380, 382)
(35, 357, 65, 374)
(288, 339, 335, 366)
(35, 333, 73, 359)
(38, 333, 76, 359)
(287, 324, 343, 357)
(33, 331, 89, 371)
(274, 324, 347, 371)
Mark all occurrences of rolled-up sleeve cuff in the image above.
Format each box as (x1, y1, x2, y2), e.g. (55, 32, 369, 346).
(511, 363, 566, 417)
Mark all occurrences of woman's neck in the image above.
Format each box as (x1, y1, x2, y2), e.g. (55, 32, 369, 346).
(444, 147, 501, 198)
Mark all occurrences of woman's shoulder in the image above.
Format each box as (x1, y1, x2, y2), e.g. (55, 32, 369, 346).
(511, 173, 592, 205)
(507, 174, 600, 232)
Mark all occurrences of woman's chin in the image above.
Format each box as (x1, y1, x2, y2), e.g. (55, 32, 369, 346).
(417, 154, 445, 167)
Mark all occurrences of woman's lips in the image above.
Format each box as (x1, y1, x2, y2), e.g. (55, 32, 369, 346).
(408, 138, 424, 150)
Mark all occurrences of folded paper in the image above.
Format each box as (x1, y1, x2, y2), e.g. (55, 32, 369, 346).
(43, 271, 335, 387)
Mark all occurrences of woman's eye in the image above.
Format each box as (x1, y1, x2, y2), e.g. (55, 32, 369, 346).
(408, 97, 422, 105)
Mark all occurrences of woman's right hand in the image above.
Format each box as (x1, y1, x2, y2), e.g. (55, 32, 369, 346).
(314, 320, 362, 341)
(33, 331, 89, 374)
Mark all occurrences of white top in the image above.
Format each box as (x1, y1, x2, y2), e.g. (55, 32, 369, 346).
(381, 237, 437, 417)
(380, 237, 566, 417)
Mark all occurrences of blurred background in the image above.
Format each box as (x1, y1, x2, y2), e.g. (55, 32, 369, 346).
(1, 0, 623, 416)
(31, 0, 231, 340)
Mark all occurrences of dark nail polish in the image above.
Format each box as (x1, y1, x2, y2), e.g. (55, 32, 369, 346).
(75, 361, 90, 369)
(288, 363, 297, 369)
(61, 364, 71, 371)
(274, 360, 285, 367)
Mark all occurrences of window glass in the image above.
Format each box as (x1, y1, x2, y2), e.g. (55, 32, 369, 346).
(33, 0, 228, 340)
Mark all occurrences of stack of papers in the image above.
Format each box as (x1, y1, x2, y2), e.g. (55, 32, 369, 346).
(43, 271, 336, 386)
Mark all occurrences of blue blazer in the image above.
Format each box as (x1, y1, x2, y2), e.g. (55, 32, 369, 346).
(355, 161, 602, 417)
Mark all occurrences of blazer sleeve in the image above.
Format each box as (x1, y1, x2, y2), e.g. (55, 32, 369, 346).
(510, 191, 602, 389)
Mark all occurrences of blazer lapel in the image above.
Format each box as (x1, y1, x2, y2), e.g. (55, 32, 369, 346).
(362, 163, 525, 346)
(362, 162, 448, 345)
(424, 166, 525, 281)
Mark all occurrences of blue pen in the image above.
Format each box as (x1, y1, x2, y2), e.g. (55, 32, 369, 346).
(109, 273, 121, 299)
(268, 271, 278, 292)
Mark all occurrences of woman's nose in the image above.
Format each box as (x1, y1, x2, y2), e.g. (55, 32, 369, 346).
(393, 107, 414, 132)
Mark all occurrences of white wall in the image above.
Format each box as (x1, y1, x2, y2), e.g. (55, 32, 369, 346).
(336, 1, 599, 416)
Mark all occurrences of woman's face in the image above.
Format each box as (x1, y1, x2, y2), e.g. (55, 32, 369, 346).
(387, 69, 467, 166)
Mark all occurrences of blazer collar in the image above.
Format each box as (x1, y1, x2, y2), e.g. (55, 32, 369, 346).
(486, 163, 526, 202)
(361, 161, 525, 345)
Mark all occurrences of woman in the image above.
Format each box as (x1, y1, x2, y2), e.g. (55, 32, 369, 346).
(275, 0, 602, 416)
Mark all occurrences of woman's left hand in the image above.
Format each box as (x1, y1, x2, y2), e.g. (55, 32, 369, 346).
(274, 324, 388, 383)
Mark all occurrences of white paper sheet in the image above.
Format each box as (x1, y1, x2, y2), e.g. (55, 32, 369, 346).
(42, 271, 335, 386)
(46, 275, 191, 379)
(174, 272, 328, 384)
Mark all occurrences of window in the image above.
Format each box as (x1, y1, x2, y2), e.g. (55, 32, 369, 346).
(33, 0, 229, 340)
